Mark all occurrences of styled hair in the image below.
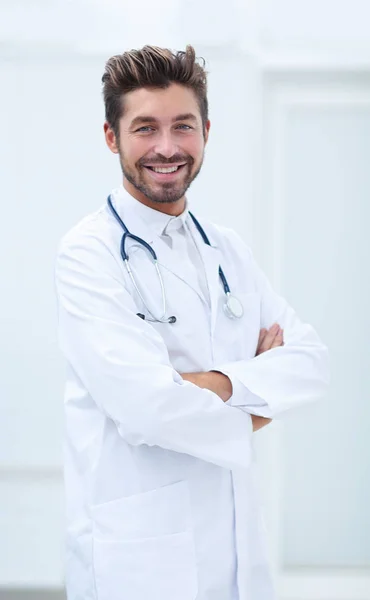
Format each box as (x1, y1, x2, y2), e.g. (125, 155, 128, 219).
(102, 44, 208, 138)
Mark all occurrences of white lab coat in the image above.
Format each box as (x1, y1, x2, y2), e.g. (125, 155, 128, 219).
(54, 185, 329, 600)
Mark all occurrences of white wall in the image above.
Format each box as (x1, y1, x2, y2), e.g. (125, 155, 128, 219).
(1, 1, 369, 598)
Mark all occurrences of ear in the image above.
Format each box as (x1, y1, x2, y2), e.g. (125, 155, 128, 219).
(204, 119, 211, 145)
(104, 122, 119, 154)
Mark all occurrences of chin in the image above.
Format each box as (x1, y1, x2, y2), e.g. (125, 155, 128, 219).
(151, 192, 185, 204)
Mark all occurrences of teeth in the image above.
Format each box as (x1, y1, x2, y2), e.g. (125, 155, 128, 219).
(152, 166, 179, 173)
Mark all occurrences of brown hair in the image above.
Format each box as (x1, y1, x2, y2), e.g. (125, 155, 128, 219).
(102, 45, 208, 139)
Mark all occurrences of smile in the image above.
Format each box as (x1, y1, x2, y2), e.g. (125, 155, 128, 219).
(143, 163, 187, 179)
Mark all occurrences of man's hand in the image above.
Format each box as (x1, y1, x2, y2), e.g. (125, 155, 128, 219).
(256, 322, 284, 356)
(251, 322, 284, 430)
(180, 323, 284, 432)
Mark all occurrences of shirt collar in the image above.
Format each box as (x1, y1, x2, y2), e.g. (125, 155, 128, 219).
(114, 184, 190, 237)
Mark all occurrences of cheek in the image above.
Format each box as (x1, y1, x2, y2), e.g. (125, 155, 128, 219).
(183, 136, 204, 163)
(121, 138, 148, 165)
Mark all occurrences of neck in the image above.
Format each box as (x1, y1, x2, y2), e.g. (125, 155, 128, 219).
(123, 179, 186, 216)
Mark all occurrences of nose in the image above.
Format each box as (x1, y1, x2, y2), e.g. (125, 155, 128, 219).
(153, 130, 178, 159)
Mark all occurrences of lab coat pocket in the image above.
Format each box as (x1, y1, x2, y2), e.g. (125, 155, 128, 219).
(92, 480, 198, 600)
(91, 480, 192, 540)
(215, 291, 261, 361)
(93, 531, 198, 600)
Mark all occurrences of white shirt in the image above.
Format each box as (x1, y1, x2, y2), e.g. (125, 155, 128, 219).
(121, 194, 210, 306)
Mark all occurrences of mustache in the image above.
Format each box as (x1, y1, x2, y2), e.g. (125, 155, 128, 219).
(139, 154, 193, 166)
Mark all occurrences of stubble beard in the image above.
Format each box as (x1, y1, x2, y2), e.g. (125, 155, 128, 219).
(119, 151, 203, 204)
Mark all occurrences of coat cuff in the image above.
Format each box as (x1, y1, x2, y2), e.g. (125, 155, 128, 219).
(213, 366, 273, 418)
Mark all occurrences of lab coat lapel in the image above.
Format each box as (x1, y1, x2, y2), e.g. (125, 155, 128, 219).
(153, 236, 205, 302)
(190, 223, 223, 338)
(118, 205, 208, 305)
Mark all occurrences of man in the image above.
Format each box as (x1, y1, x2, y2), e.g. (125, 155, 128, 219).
(54, 45, 329, 600)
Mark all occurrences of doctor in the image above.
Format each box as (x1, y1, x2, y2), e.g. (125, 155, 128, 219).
(55, 45, 329, 600)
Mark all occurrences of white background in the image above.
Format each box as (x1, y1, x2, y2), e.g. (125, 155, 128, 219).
(1, 0, 369, 598)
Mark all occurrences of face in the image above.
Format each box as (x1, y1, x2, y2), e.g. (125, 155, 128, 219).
(104, 83, 210, 211)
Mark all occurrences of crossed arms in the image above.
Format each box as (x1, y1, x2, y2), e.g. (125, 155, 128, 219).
(181, 324, 284, 432)
(55, 232, 329, 471)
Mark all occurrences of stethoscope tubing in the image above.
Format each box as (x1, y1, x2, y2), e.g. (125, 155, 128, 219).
(106, 194, 242, 321)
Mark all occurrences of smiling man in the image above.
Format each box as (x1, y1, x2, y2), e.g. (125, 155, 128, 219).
(54, 45, 329, 600)
(104, 70, 207, 211)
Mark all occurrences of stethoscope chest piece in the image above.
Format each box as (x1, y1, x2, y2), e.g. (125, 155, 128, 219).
(223, 293, 244, 319)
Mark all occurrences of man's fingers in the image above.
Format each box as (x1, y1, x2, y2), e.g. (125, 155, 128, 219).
(256, 324, 284, 356)
(271, 329, 284, 348)
(259, 323, 280, 353)
(257, 328, 268, 346)
(256, 328, 268, 356)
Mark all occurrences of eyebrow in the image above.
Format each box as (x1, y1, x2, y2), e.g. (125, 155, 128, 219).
(130, 113, 198, 128)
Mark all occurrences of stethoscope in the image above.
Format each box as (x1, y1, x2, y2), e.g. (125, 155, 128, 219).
(107, 194, 244, 324)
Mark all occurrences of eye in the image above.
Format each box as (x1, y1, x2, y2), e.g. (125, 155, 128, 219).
(136, 126, 154, 133)
(176, 124, 192, 130)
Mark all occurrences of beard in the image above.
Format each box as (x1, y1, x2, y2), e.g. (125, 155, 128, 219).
(119, 150, 203, 204)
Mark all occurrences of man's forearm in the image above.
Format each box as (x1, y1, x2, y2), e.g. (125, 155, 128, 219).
(181, 371, 232, 402)
(180, 371, 272, 432)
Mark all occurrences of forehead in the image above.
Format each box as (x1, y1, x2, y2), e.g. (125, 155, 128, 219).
(122, 83, 201, 124)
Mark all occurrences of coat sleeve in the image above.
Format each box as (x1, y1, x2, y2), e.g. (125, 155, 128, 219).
(54, 232, 253, 471)
(214, 231, 330, 419)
